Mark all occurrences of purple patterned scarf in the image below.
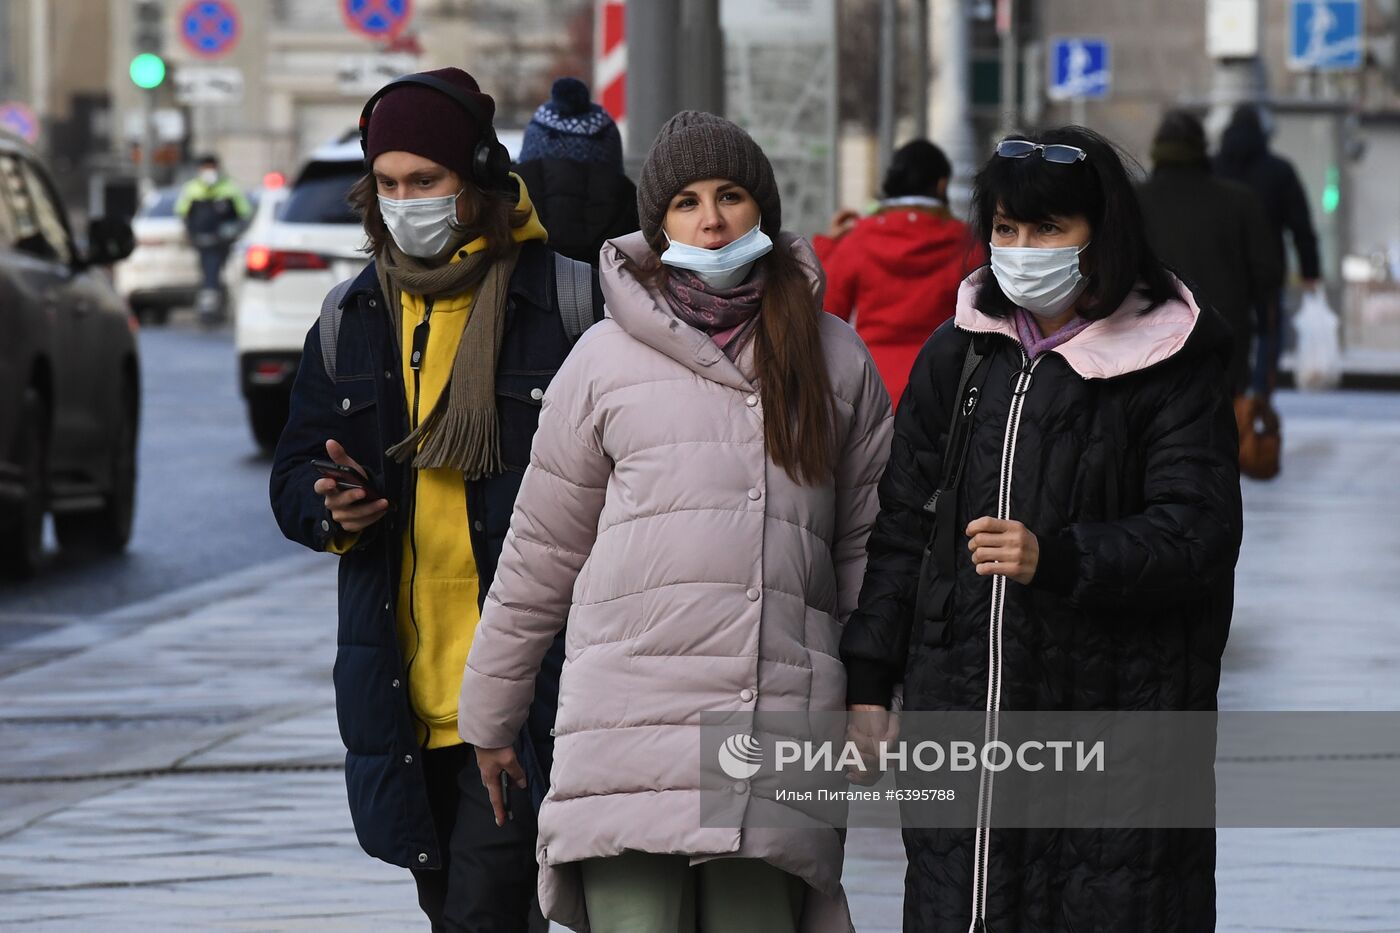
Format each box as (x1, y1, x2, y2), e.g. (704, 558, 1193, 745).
(1014, 306, 1092, 361)
(664, 267, 766, 361)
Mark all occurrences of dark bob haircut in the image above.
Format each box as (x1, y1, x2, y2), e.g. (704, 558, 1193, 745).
(970, 125, 1180, 321)
(882, 139, 951, 199)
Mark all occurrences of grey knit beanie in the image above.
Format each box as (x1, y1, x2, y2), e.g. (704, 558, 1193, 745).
(637, 111, 781, 247)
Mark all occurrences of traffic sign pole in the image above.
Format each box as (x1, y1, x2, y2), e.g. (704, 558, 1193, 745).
(139, 89, 155, 196)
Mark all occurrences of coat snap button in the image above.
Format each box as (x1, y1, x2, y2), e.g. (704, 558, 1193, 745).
(320, 519, 330, 532)
(341, 398, 350, 411)
(392, 679, 400, 688)
(740, 688, 754, 702)
(530, 387, 544, 401)
(747, 488, 761, 501)
(732, 780, 749, 794)
(746, 588, 760, 602)
(473, 520, 484, 532)
(404, 754, 414, 765)
(417, 852, 428, 864)
(745, 395, 758, 407)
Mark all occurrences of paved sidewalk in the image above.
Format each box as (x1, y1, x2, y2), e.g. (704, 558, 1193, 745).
(1, 391, 1398, 931)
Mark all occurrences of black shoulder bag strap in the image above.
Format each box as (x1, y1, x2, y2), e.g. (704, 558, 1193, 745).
(914, 336, 991, 639)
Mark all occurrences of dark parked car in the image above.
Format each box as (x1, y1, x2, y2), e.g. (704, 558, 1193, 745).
(0, 132, 139, 577)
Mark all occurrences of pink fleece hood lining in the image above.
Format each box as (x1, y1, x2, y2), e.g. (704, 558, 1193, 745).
(953, 267, 1201, 380)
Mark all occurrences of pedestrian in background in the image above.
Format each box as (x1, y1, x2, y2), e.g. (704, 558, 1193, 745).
(1139, 109, 1282, 396)
(269, 67, 601, 932)
(175, 154, 250, 320)
(813, 139, 983, 405)
(841, 127, 1243, 932)
(1216, 103, 1321, 395)
(513, 77, 639, 266)
(461, 110, 892, 933)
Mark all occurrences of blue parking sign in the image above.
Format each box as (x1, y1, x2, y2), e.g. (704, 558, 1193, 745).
(1289, 0, 1363, 71)
(1049, 38, 1110, 101)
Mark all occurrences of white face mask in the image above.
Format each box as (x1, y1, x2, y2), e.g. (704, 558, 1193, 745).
(378, 190, 462, 259)
(199, 169, 219, 185)
(989, 242, 1090, 318)
(659, 222, 774, 290)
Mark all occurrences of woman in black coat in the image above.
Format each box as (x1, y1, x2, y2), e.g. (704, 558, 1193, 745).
(840, 127, 1243, 932)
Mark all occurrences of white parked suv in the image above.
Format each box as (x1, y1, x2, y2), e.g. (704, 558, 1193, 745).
(235, 138, 368, 452)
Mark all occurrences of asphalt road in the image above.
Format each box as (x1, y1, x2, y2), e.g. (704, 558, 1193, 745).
(0, 315, 304, 640)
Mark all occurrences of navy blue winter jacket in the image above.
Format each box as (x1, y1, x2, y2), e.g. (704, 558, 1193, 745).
(269, 242, 600, 869)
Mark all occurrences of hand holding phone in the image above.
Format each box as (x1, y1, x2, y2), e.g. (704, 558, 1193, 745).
(314, 440, 389, 533)
(311, 458, 382, 501)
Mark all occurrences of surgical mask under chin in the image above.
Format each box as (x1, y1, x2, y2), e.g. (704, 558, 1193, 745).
(989, 242, 1090, 318)
(660, 222, 774, 290)
(378, 191, 462, 259)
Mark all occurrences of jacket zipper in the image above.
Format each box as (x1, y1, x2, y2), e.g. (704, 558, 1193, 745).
(404, 298, 433, 740)
(968, 346, 1040, 933)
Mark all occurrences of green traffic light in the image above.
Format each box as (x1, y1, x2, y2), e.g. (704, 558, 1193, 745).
(129, 53, 166, 90)
(1321, 166, 1340, 215)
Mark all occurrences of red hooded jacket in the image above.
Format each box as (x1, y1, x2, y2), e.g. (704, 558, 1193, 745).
(814, 206, 983, 405)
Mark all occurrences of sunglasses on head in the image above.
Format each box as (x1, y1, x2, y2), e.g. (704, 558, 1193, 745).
(995, 140, 1088, 164)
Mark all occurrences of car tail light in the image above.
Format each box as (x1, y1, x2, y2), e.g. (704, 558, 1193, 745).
(246, 246, 330, 280)
(251, 360, 294, 384)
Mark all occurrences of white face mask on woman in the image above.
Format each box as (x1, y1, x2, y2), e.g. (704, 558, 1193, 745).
(659, 222, 774, 290)
(378, 190, 462, 259)
(988, 242, 1090, 318)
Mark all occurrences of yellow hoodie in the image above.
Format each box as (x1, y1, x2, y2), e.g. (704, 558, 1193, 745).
(391, 177, 548, 748)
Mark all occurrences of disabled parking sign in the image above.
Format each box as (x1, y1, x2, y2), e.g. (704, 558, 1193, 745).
(1289, 0, 1363, 71)
(1048, 37, 1109, 101)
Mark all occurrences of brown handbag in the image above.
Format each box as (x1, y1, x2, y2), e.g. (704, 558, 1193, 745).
(1234, 395, 1281, 480)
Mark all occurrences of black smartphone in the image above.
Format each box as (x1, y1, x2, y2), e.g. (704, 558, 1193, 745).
(311, 459, 383, 502)
(500, 770, 514, 821)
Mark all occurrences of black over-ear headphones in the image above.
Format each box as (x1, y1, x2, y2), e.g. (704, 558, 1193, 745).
(358, 73, 514, 194)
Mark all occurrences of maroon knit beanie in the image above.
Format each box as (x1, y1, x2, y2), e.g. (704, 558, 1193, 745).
(364, 67, 495, 183)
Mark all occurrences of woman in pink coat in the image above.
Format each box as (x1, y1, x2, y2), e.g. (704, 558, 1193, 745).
(458, 111, 893, 933)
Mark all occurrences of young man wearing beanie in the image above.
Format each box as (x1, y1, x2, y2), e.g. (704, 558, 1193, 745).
(270, 66, 601, 932)
(513, 76, 640, 266)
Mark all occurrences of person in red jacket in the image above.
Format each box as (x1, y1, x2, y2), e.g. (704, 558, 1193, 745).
(813, 139, 983, 404)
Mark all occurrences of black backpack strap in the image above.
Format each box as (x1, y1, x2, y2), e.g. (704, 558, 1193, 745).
(317, 278, 355, 382)
(915, 336, 992, 634)
(552, 253, 597, 343)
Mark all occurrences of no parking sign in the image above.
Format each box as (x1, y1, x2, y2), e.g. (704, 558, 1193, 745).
(342, 0, 414, 40)
(180, 0, 242, 59)
(0, 102, 39, 144)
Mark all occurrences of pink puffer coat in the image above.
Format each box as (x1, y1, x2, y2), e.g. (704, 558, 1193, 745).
(458, 231, 893, 932)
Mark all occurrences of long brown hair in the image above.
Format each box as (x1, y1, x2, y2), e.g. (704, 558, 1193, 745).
(629, 237, 836, 485)
(347, 173, 528, 262)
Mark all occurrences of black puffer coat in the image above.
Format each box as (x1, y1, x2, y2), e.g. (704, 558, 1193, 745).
(841, 270, 1243, 932)
(513, 158, 639, 267)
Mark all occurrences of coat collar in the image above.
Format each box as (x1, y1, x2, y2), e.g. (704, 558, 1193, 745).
(598, 230, 826, 393)
(953, 266, 1203, 380)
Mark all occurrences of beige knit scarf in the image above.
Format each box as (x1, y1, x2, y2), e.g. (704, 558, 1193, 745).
(376, 238, 521, 479)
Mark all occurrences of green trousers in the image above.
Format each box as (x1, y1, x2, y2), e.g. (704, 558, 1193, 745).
(579, 851, 806, 933)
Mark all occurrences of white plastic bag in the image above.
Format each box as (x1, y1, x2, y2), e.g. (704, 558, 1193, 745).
(1293, 290, 1341, 391)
